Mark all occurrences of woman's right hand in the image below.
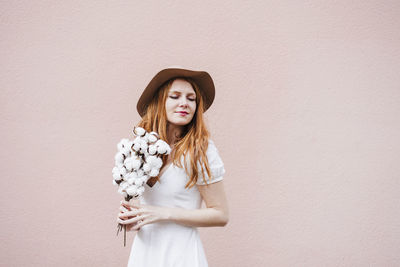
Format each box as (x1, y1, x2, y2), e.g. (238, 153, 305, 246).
(118, 200, 141, 231)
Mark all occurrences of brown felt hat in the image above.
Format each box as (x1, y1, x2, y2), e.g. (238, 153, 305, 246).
(136, 66, 216, 117)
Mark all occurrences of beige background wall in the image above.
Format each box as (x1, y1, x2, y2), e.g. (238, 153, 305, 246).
(1, 1, 400, 266)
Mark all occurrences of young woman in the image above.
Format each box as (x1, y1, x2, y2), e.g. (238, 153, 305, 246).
(117, 67, 229, 267)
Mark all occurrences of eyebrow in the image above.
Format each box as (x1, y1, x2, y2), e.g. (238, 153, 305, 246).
(169, 90, 196, 96)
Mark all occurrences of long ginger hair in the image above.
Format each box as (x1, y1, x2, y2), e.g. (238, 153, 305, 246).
(136, 77, 212, 188)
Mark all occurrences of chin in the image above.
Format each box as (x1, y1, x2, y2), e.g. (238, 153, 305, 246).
(168, 118, 193, 126)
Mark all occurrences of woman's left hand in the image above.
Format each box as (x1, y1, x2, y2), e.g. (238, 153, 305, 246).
(117, 200, 171, 231)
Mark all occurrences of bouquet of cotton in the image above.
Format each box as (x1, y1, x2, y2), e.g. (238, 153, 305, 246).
(112, 126, 171, 246)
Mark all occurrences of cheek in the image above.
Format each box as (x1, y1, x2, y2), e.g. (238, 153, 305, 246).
(165, 100, 175, 111)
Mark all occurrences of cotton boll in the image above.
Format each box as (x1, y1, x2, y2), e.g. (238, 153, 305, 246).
(148, 133, 158, 143)
(113, 172, 122, 181)
(132, 136, 141, 152)
(124, 158, 134, 172)
(118, 166, 127, 176)
(117, 138, 130, 151)
(146, 155, 162, 169)
(155, 140, 169, 154)
(140, 141, 148, 154)
(131, 158, 142, 171)
(143, 132, 149, 142)
(125, 172, 135, 180)
(137, 169, 144, 177)
(137, 186, 145, 195)
(118, 186, 124, 195)
(115, 163, 124, 170)
(134, 179, 144, 186)
(133, 126, 146, 137)
(120, 181, 129, 190)
(148, 144, 157, 155)
(155, 157, 163, 169)
(112, 179, 117, 186)
(126, 185, 138, 196)
(127, 177, 135, 185)
(114, 152, 125, 165)
(149, 168, 159, 177)
(143, 163, 151, 172)
(157, 145, 167, 154)
(130, 171, 139, 179)
(122, 191, 128, 198)
(121, 147, 131, 157)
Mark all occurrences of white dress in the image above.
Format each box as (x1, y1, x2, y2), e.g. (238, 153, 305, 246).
(127, 139, 226, 267)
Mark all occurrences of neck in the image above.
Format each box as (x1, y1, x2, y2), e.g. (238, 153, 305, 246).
(166, 123, 185, 145)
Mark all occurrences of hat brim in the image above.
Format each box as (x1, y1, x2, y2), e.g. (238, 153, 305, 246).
(136, 68, 215, 117)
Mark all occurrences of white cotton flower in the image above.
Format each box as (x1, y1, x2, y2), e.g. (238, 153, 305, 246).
(148, 133, 158, 143)
(149, 168, 159, 177)
(122, 191, 128, 198)
(143, 132, 149, 142)
(140, 140, 148, 154)
(113, 172, 122, 181)
(158, 145, 167, 154)
(142, 163, 151, 172)
(133, 126, 146, 137)
(117, 138, 130, 151)
(146, 155, 163, 169)
(127, 177, 135, 185)
(148, 144, 157, 155)
(118, 166, 127, 176)
(115, 162, 124, 169)
(137, 186, 145, 195)
(134, 179, 143, 186)
(124, 157, 134, 172)
(132, 136, 142, 152)
(120, 181, 129, 189)
(112, 179, 117, 186)
(137, 169, 144, 177)
(131, 157, 142, 171)
(121, 147, 131, 157)
(126, 185, 138, 196)
(114, 152, 125, 165)
(155, 140, 170, 154)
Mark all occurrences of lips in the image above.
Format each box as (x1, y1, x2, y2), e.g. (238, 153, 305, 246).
(176, 111, 189, 115)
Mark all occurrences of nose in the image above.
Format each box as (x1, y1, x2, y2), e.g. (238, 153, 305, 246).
(178, 98, 189, 108)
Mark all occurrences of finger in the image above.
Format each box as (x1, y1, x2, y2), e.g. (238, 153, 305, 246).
(118, 209, 142, 218)
(118, 214, 149, 225)
(120, 206, 129, 212)
(118, 212, 132, 220)
(118, 213, 130, 220)
(121, 202, 135, 210)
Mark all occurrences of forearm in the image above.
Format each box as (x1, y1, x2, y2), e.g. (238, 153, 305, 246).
(167, 206, 229, 227)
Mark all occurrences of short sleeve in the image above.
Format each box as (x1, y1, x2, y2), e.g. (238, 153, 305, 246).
(196, 139, 226, 185)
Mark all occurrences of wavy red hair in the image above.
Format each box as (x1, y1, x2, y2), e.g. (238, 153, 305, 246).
(136, 77, 213, 188)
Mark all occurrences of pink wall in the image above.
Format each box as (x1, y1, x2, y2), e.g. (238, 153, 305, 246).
(1, 1, 400, 266)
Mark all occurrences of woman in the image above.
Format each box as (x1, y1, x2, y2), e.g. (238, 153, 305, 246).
(117, 67, 229, 267)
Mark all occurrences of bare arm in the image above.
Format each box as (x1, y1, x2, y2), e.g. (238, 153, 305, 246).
(168, 180, 229, 227)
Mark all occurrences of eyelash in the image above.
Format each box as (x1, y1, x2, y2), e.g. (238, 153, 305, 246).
(169, 96, 195, 101)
